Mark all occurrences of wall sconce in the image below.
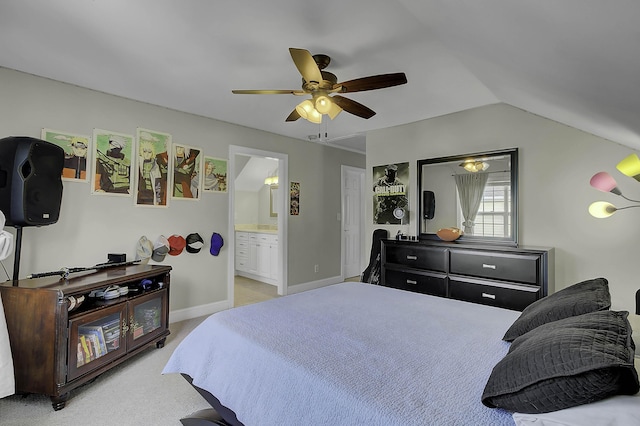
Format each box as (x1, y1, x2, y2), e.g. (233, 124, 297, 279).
(459, 160, 489, 173)
(588, 154, 640, 218)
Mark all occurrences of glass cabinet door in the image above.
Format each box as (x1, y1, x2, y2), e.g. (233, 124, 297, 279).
(68, 304, 126, 381)
(126, 290, 167, 350)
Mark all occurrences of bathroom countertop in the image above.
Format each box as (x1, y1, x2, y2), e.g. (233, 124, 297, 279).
(235, 225, 278, 234)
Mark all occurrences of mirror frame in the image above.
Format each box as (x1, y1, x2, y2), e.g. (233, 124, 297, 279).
(269, 185, 278, 217)
(417, 148, 519, 247)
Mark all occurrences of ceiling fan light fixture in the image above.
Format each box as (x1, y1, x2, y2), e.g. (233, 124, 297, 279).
(232, 48, 407, 124)
(295, 100, 322, 124)
(295, 100, 314, 119)
(460, 160, 489, 172)
(314, 95, 332, 114)
(327, 101, 342, 120)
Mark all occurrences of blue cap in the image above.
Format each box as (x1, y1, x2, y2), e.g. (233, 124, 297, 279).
(210, 232, 224, 256)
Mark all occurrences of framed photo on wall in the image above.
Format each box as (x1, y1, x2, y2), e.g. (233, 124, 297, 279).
(41, 128, 91, 183)
(202, 156, 227, 193)
(91, 129, 134, 197)
(171, 143, 202, 200)
(135, 128, 171, 208)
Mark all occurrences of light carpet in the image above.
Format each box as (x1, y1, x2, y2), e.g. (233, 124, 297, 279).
(0, 316, 209, 426)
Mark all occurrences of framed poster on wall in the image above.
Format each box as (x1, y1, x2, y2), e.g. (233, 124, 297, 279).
(372, 162, 409, 224)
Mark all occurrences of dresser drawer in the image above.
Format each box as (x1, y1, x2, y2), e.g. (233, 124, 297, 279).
(384, 268, 447, 297)
(449, 278, 539, 311)
(383, 243, 447, 272)
(449, 250, 539, 284)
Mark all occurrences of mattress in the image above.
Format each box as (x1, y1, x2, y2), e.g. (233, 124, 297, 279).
(163, 282, 520, 425)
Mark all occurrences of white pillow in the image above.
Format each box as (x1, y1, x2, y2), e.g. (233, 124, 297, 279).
(513, 358, 640, 426)
(512, 394, 640, 426)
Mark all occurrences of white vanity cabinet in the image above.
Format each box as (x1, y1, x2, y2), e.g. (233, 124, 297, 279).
(235, 231, 279, 285)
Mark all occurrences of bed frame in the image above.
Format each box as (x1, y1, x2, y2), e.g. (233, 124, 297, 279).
(180, 374, 243, 426)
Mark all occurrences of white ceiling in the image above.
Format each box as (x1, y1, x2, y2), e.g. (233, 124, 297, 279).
(235, 157, 278, 192)
(1, 1, 639, 154)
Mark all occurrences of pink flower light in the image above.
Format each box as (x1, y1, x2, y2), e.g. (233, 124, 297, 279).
(590, 172, 621, 195)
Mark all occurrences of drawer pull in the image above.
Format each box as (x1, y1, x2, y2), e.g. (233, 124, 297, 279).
(406, 255, 418, 261)
(482, 292, 496, 300)
(406, 279, 417, 285)
(482, 264, 496, 270)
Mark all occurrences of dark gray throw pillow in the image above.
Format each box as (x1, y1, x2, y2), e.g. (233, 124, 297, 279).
(483, 310, 639, 414)
(503, 277, 610, 342)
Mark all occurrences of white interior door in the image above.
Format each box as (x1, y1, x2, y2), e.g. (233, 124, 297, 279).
(342, 166, 364, 279)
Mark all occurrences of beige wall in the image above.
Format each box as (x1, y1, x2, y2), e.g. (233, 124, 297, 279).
(0, 67, 364, 317)
(367, 103, 639, 311)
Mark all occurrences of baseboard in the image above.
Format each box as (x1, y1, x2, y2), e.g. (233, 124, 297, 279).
(287, 275, 344, 295)
(169, 299, 231, 324)
(169, 274, 347, 322)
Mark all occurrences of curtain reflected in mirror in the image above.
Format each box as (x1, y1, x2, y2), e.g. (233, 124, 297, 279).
(418, 148, 518, 246)
(454, 173, 489, 234)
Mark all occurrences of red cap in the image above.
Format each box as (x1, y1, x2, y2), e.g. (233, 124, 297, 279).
(167, 234, 186, 256)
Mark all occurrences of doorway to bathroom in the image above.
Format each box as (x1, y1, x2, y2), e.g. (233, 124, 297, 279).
(227, 145, 288, 308)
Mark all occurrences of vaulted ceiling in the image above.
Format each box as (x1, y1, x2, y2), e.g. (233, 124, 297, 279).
(1, 1, 639, 154)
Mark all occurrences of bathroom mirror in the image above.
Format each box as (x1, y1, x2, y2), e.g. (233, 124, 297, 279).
(418, 148, 518, 246)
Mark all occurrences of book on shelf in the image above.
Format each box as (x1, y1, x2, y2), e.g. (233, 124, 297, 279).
(101, 317, 121, 352)
(79, 335, 91, 364)
(79, 325, 108, 358)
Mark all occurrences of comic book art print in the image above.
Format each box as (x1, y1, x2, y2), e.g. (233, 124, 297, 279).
(372, 162, 409, 224)
(290, 182, 300, 215)
(135, 128, 171, 208)
(91, 129, 134, 197)
(41, 128, 91, 183)
(202, 156, 227, 193)
(171, 143, 202, 200)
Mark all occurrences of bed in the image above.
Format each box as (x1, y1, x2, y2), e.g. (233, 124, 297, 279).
(163, 280, 640, 426)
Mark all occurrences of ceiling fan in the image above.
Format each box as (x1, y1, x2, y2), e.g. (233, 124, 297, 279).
(232, 48, 408, 124)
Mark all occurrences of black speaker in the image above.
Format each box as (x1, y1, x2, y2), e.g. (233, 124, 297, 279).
(0, 136, 65, 227)
(423, 190, 435, 220)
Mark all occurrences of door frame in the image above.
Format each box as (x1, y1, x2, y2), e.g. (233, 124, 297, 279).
(341, 165, 365, 279)
(228, 145, 288, 307)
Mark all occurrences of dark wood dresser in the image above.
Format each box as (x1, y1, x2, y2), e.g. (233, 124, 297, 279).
(0, 264, 171, 410)
(381, 239, 554, 311)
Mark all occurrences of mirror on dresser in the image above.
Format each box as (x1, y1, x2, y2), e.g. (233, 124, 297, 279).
(418, 148, 518, 246)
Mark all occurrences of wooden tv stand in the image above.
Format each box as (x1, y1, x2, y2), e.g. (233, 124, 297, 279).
(0, 264, 171, 410)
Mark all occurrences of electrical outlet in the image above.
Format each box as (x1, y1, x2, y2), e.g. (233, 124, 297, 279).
(314, 264, 319, 273)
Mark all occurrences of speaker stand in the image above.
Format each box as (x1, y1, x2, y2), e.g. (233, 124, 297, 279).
(12, 225, 22, 285)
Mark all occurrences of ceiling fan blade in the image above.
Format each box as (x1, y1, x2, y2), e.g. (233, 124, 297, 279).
(289, 48, 323, 84)
(232, 89, 304, 95)
(335, 73, 407, 93)
(332, 95, 376, 119)
(285, 109, 301, 122)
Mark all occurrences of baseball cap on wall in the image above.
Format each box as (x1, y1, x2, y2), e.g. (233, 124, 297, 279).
(185, 233, 204, 254)
(210, 232, 224, 256)
(168, 234, 187, 256)
(135, 236, 154, 264)
(152, 235, 170, 262)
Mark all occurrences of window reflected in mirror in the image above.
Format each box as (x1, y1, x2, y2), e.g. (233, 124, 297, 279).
(418, 149, 518, 246)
